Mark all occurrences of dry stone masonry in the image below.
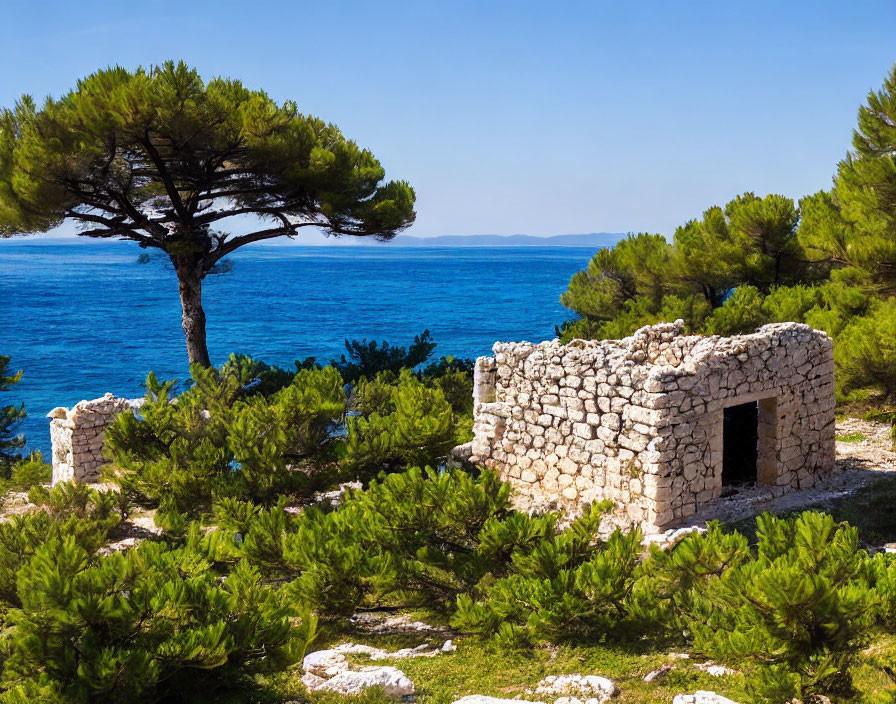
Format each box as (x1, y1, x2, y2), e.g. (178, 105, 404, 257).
(460, 321, 835, 531)
(47, 394, 137, 484)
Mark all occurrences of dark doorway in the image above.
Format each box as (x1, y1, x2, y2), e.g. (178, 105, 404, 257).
(722, 401, 759, 486)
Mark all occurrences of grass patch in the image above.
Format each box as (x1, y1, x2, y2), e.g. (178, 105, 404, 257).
(837, 432, 868, 442)
(299, 634, 749, 704)
(253, 629, 896, 704)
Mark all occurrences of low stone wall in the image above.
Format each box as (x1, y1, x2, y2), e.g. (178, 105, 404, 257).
(47, 394, 137, 484)
(462, 321, 836, 531)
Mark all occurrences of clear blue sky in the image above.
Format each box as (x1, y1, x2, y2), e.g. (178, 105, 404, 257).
(1, 1, 893, 239)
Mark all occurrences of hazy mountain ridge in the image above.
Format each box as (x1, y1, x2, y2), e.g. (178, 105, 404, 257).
(2, 232, 624, 248)
(389, 233, 623, 247)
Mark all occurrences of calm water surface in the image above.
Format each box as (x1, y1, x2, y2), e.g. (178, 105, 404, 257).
(0, 240, 597, 452)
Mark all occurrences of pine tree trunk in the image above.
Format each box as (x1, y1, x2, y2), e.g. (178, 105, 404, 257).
(174, 260, 212, 368)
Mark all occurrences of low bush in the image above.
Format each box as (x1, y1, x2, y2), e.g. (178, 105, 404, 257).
(342, 371, 465, 480)
(0, 452, 51, 491)
(0, 540, 316, 704)
(105, 361, 347, 517)
(453, 504, 642, 645)
(642, 513, 876, 702)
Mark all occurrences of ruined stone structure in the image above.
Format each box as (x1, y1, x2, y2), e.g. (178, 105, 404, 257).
(461, 321, 835, 531)
(47, 394, 137, 484)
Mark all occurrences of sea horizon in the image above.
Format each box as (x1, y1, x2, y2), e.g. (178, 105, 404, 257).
(1, 240, 600, 453)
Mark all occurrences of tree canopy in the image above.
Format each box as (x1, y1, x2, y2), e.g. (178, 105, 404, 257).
(559, 63, 896, 400)
(0, 61, 416, 365)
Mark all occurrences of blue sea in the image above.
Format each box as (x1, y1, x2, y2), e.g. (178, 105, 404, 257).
(0, 240, 597, 453)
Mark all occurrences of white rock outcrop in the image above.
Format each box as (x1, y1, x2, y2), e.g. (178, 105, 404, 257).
(453, 697, 544, 704)
(672, 692, 741, 704)
(534, 674, 617, 701)
(302, 641, 446, 697)
(315, 666, 415, 697)
(692, 662, 737, 677)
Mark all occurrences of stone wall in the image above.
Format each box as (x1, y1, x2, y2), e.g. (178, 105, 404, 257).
(47, 394, 136, 484)
(463, 321, 835, 531)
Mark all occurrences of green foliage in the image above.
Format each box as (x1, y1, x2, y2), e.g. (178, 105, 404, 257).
(655, 513, 875, 702)
(0, 485, 127, 613)
(560, 193, 811, 343)
(452, 504, 644, 644)
(0, 539, 316, 703)
(28, 481, 128, 524)
(218, 467, 564, 619)
(105, 360, 346, 516)
(835, 298, 896, 399)
(631, 522, 750, 638)
(334, 330, 437, 384)
(0, 356, 25, 469)
(420, 355, 476, 417)
(703, 286, 767, 336)
(800, 65, 896, 293)
(342, 370, 461, 479)
(560, 233, 673, 321)
(0, 452, 50, 491)
(0, 61, 415, 365)
(352, 467, 523, 606)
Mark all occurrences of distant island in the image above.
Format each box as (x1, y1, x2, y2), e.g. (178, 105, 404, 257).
(252, 232, 624, 247)
(5, 232, 625, 248)
(387, 232, 624, 247)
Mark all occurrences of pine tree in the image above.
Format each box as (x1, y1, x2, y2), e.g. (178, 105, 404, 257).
(342, 370, 460, 479)
(451, 503, 644, 644)
(559, 193, 809, 341)
(801, 64, 896, 292)
(334, 330, 437, 384)
(0, 62, 415, 366)
(105, 360, 347, 516)
(0, 356, 25, 470)
(0, 538, 316, 703)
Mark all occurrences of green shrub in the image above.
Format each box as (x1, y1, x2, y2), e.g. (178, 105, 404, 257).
(105, 361, 346, 516)
(420, 356, 475, 417)
(351, 467, 543, 607)
(334, 330, 436, 384)
(0, 539, 316, 703)
(631, 522, 750, 639)
(218, 467, 561, 619)
(342, 371, 460, 479)
(451, 503, 643, 644)
(835, 298, 896, 399)
(0, 489, 125, 612)
(0, 356, 25, 469)
(0, 452, 50, 490)
(679, 513, 874, 701)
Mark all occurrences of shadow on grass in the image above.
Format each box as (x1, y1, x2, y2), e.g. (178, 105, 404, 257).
(724, 468, 896, 547)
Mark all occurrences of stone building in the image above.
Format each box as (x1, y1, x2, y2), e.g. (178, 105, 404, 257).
(459, 321, 835, 531)
(47, 394, 138, 484)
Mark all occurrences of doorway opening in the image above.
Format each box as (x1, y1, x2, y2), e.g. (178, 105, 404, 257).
(722, 401, 759, 486)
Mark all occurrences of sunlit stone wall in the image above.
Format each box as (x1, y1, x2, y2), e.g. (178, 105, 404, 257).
(460, 321, 835, 531)
(47, 394, 135, 484)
